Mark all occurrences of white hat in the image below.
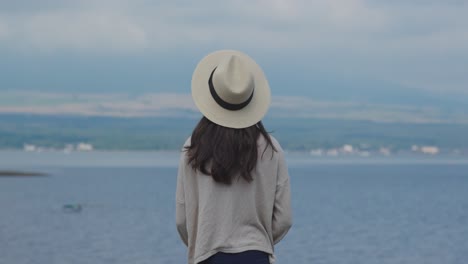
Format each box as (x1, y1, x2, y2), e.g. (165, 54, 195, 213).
(191, 50, 271, 129)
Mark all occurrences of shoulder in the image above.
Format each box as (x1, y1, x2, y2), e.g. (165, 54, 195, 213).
(178, 137, 191, 164)
(182, 137, 191, 150)
(258, 134, 285, 162)
(269, 135, 284, 152)
(261, 134, 284, 155)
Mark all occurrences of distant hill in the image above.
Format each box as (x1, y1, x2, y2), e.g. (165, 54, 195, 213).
(1, 114, 467, 152)
(1, 91, 467, 124)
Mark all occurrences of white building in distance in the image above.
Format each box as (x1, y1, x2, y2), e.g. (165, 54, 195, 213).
(420, 146, 439, 155)
(77, 143, 94, 151)
(342, 144, 354, 154)
(310, 149, 324, 156)
(23, 144, 36, 152)
(327, 149, 339, 156)
(379, 147, 391, 156)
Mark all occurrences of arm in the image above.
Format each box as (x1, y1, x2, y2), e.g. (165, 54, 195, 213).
(175, 152, 189, 246)
(272, 150, 292, 244)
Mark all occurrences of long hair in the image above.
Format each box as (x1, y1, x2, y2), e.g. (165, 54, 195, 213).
(185, 117, 277, 185)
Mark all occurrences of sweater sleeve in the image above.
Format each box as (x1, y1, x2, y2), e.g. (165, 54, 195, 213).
(272, 149, 293, 244)
(175, 152, 189, 246)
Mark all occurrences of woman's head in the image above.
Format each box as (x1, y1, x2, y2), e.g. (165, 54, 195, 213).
(187, 50, 275, 184)
(191, 50, 271, 129)
(185, 117, 276, 185)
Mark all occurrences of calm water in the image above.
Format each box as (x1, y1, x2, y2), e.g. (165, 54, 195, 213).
(1, 151, 468, 264)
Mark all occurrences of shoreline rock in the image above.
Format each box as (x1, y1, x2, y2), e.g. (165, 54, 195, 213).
(0, 170, 48, 177)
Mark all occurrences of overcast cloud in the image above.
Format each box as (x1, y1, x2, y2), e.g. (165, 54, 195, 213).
(1, 1, 466, 52)
(0, 0, 467, 96)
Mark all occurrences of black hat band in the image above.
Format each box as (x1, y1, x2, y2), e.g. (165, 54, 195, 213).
(208, 67, 254, 111)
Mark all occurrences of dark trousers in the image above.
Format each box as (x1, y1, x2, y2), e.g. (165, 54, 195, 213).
(200, 250, 269, 264)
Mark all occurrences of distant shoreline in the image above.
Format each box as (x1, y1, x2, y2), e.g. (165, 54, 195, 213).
(0, 170, 48, 177)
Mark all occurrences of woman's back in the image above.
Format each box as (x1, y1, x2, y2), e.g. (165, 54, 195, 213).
(176, 134, 291, 264)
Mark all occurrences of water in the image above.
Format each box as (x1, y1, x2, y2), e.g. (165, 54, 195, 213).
(1, 151, 468, 264)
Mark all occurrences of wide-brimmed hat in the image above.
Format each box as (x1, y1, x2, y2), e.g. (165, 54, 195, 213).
(191, 50, 271, 129)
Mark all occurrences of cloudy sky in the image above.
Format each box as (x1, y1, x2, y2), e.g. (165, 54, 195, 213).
(0, 0, 467, 121)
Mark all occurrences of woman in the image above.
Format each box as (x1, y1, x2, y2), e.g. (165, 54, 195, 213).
(176, 50, 292, 264)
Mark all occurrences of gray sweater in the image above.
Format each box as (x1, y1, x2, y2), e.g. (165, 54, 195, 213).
(176, 136, 292, 264)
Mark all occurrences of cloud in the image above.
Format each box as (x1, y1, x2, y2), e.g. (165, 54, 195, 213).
(2, 11, 148, 53)
(0, 0, 466, 54)
(0, 19, 9, 38)
(0, 0, 467, 94)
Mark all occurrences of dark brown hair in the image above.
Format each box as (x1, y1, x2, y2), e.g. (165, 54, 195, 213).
(185, 116, 276, 185)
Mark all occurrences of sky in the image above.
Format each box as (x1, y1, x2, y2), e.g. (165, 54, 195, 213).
(0, 0, 467, 122)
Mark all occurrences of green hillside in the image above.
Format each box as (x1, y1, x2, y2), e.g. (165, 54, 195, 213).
(1, 114, 467, 151)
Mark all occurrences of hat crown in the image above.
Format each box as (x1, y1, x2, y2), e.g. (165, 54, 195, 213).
(212, 55, 255, 105)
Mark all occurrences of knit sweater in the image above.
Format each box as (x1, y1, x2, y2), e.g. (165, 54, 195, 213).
(175, 135, 292, 264)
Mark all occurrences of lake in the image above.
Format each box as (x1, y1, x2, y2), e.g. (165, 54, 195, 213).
(1, 151, 467, 264)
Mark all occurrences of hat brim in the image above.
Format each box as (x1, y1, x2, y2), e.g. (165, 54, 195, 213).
(191, 50, 271, 129)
